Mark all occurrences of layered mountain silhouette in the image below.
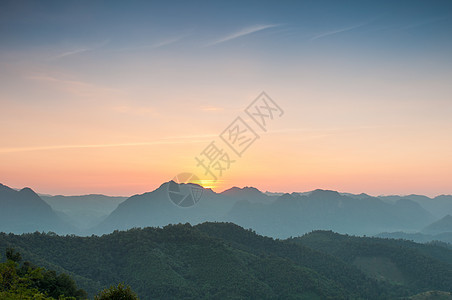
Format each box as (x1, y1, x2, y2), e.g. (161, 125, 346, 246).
(93, 182, 236, 234)
(377, 215, 452, 244)
(2, 182, 450, 238)
(0, 183, 74, 234)
(221, 186, 274, 204)
(226, 189, 435, 237)
(423, 215, 452, 234)
(41, 194, 127, 230)
(380, 194, 452, 219)
(94, 182, 436, 237)
(376, 231, 452, 244)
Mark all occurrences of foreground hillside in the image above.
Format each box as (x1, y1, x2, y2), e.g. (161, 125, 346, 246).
(0, 248, 87, 299)
(293, 231, 452, 292)
(1, 223, 452, 299)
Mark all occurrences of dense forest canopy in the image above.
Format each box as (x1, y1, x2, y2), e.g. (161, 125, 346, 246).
(1, 222, 452, 299)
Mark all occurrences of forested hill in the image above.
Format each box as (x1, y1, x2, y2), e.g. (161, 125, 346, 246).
(293, 230, 452, 295)
(1, 222, 452, 299)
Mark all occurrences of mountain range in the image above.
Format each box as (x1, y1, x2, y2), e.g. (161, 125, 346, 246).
(1, 182, 452, 239)
(94, 182, 438, 237)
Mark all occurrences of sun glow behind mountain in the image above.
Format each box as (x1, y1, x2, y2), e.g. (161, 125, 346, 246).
(196, 179, 218, 190)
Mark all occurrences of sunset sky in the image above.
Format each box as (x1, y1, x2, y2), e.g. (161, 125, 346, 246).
(1, 0, 452, 197)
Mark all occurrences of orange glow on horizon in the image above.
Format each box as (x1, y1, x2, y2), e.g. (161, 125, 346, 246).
(1, 28, 451, 198)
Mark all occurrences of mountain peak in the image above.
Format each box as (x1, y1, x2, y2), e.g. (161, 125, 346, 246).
(162, 180, 206, 190)
(0, 183, 72, 234)
(221, 186, 263, 196)
(0, 183, 15, 192)
(19, 187, 37, 194)
(309, 189, 341, 198)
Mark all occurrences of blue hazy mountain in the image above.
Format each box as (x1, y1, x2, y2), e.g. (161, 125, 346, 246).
(94, 184, 436, 237)
(41, 194, 127, 230)
(93, 182, 235, 234)
(379, 195, 452, 219)
(226, 189, 435, 237)
(376, 231, 452, 244)
(2, 181, 449, 238)
(423, 215, 452, 235)
(221, 186, 276, 204)
(375, 214, 452, 244)
(0, 183, 74, 234)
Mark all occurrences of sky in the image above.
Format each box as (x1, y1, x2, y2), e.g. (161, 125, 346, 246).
(1, 0, 452, 197)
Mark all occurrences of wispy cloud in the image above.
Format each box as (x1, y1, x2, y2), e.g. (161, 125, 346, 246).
(117, 35, 187, 52)
(0, 140, 205, 154)
(0, 134, 217, 154)
(206, 24, 280, 46)
(148, 36, 183, 49)
(268, 125, 400, 134)
(54, 48, 89, 59)
(27, 74, 120, 97)
(51, 39, 110, 60)
(310, 23, 366, 41)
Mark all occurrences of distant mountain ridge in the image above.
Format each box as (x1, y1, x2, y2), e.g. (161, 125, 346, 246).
(2, 182, 451, 238)
(0, 183, 73, 234)
(423, 215, 452, 234)
(379, 194, 452, 219)
(227, 189, 435, 237)
(40, 194, 127, 230)
(375, 231, 452, 245)
(375, 215, 452, 245)
(94, 182, 437, 237)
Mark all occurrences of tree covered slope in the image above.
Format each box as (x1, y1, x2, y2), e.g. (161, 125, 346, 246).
(1, 223, 451, 299)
